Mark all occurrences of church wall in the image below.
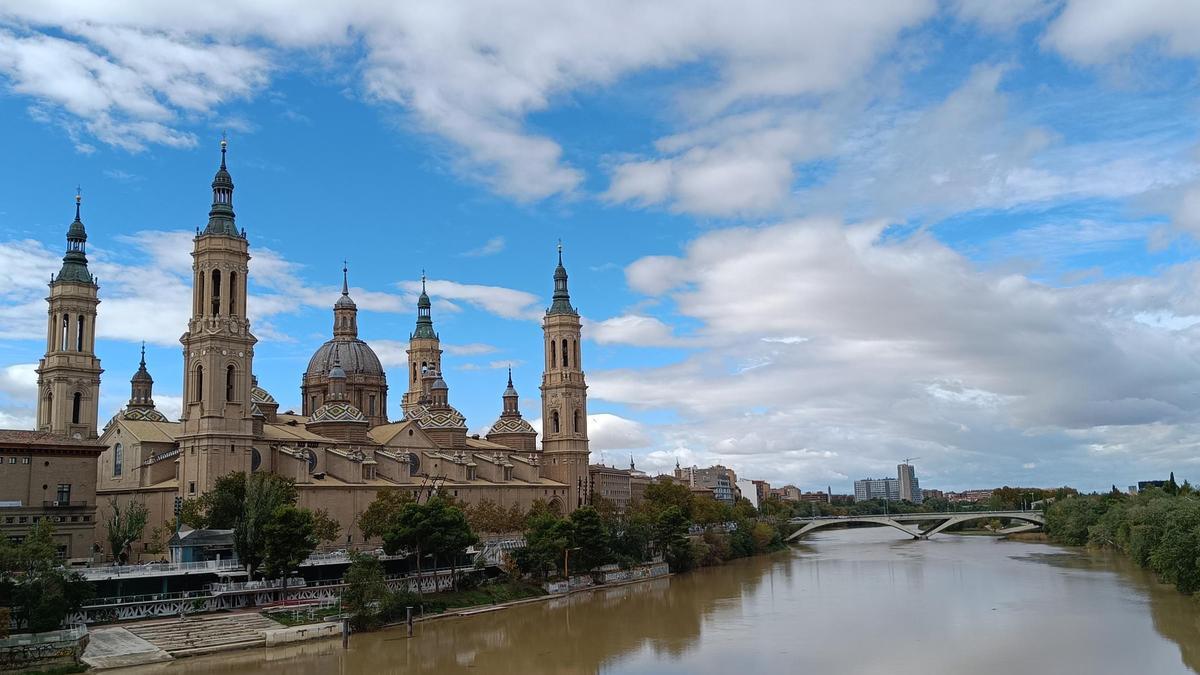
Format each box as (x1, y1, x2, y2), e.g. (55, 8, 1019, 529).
(94, 486, 178, 563)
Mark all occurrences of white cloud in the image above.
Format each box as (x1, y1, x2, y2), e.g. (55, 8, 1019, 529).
(400, 279, 542, 321)
(531, 412, 651, 453)
(0, 1, 934, 201)
(1044, 0, 1200, 64)
(461, 236, 506, 258)
(587, 314, 688, 347)
(589, 216, 1200, 489)
(951, 0, 1056, 32)
(0, 363, 37, 399)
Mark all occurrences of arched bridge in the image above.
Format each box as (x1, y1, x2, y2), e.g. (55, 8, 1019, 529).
(786, 511, 1045, 541)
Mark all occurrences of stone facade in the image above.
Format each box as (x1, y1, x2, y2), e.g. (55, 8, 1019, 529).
(88, 143, 589, 556)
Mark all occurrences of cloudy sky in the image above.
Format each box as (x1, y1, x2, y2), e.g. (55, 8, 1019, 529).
(2, 1, 1200, 493)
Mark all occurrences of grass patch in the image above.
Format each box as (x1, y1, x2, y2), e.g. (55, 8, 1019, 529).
(263, 604, 343, 627)
(17, 664, 87, 675)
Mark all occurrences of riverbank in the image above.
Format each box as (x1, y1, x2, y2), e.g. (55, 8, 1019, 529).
(104, 530, 1200, 674)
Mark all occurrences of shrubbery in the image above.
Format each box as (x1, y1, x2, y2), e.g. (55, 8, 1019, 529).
(1045, 482, 1200, 594)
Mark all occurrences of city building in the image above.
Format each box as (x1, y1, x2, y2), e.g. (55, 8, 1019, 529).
(898, 463, 922, 504)
(799, 491, 830, 503)
(854, 478, 899, 502)
(589, 464, 632, 511)
(0, 194, 105, 561)
(922, 489, 945, 501)
(675, 463, 738, 505)
(946, 490, 993, 503)
(771, 485, 802, 502)
(63, 143, 596, 557)
(749, 480, 771, 505)
(1136, 480, 1167, 492)
(736, 479, 760, 509)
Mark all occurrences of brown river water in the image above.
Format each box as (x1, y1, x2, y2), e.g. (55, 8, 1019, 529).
(116, 527, 1200, 674)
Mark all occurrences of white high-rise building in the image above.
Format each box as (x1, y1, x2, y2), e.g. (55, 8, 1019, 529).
(898, 463, 922, 504)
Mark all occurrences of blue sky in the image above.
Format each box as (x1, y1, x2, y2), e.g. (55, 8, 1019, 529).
(2, 1, 1200, 493)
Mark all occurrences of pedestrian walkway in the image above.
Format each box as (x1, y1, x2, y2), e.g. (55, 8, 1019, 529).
(124, 613, 280, 657)
(81, 626, 173, 670)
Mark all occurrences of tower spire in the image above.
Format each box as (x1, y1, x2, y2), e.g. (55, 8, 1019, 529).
(205, 136, 238, 236)
(413, 271, 436, 339)
(55, 188, 94, 285)
(548, 241, 576, 316)
(342, 260, 349, 296)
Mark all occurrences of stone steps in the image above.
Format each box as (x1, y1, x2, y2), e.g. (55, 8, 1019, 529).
(126, 614, 279, 655)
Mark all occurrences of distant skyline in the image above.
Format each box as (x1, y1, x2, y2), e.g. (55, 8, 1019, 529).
(2, 1, 1200, 492)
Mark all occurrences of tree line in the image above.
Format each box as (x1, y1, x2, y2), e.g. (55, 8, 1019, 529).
(1044, 474, 1200, 594)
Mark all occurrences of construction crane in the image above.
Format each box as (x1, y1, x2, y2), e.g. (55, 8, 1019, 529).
(901, 456, 921, 465)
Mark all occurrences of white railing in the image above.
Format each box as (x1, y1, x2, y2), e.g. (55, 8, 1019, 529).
(77, 558, 244, 580)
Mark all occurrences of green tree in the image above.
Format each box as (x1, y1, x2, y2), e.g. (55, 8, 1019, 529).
(188, 472, 250, 529)
(359, 489, 414, 540)
(655, 506, 693, 573)
(312, 508, 341, 546)
(104, 499, 149, 564)
(0, 523, 93, 632)
(644, 481, 694, 520)
(516, 513, 572, 579)
(342, 553, 388, 630)
(423, 497, 479, 589)
(382, 497, 476, 594)
(236, 473, 299, 577)
(262, 505, 318, 581)
(567, 506, 609, 572)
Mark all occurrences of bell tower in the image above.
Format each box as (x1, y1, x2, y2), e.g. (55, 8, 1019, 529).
(540, 244, 590, 511)
(36, 190, 103, 439)
(177, 138, 257, 498)
(404, 274, 442, 412)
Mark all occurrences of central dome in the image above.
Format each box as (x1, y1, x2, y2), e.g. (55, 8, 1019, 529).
(305, 339, 384, 379)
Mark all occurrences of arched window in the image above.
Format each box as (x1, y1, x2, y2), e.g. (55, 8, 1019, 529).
(573, 409, 580, 433)
(574, 340, 580, 367)
(552, 410, 560, 434)
(561, 339, 569, 367)
(310, 395, 317, 413)
(44, 392, 52, 426)
(226, 365, 236, 402)
(76, 315, 85, 351)
(113, 443, 123, 477)
(412, 363, 417, 383)
(71, 392, 82, 425)
(211, 269, 222, 316)
(197, 271, 205, 315)
(551, 341, 556, 367)
(60, 315, 69, 351)
(228, 272, 238, 315)
(195, 366, 204, 403)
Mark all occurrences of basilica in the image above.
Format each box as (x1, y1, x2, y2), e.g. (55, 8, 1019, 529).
(34, 142, 592, 552)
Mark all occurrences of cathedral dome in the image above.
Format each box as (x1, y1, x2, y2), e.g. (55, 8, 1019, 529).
(305, 339, 384, 380)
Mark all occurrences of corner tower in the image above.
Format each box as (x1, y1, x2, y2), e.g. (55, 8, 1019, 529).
(36, 191, 103, 439)
(540, 244, 589, 510)
(177, 139, 257, 498)
(404, 274, 442, 412)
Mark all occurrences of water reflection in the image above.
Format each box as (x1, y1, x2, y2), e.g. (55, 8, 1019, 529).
(121, 528, 1200, 675)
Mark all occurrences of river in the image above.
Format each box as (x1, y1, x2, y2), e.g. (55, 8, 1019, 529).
(121, 528, 1200, 674)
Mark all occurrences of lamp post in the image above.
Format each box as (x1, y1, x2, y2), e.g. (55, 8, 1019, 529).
(564, 546, 582, 588)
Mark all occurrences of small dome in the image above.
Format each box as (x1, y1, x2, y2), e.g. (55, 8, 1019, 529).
(121, 407, 169, 423)
(310, 401, 367, 424)
(489, 417, 536, 435)
(335, 293, 356, 309)
(416, 406, 467, 431)
(251, 386, 277, 405)
(306, 339, 384, 379)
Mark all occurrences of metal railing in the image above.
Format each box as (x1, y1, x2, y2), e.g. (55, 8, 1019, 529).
(77, 557, 244, 580)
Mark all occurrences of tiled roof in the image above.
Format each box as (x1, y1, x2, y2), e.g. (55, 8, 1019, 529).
(0, 429, 104, 450)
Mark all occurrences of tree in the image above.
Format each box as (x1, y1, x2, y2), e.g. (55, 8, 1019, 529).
(516, 513, 572, 579)
(312, 508, 341, 547)
(262, 506, 318, 585)
(342, 553, 388, 630)
(359, 489, 414, 540)
(423, 498, 478, 589)
(0, 523, 92, 632)
(655, 506, 693, 573)
(236, 473, 299, 578)
(105, 499, 149, 564)
(644, 481, 694, 520)
(568, 506, 609, 572)
(189, 472, 251, 529)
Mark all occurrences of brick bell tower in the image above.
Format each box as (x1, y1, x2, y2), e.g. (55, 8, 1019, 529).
(177, 139, 257, 498)
(36, 190, 103, 439)
(404, 274, 442, 413)
(540, 244, 590, 511)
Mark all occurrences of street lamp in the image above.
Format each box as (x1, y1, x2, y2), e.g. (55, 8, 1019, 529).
(563, 546, 582, 585)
